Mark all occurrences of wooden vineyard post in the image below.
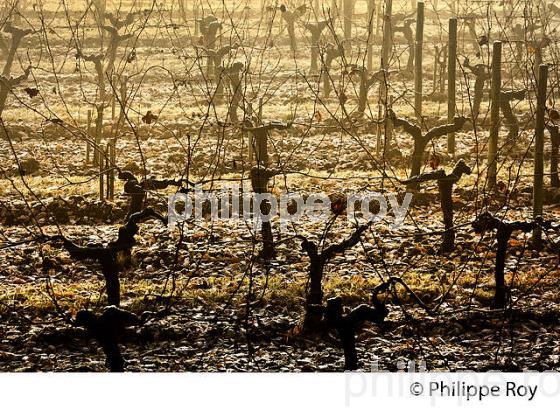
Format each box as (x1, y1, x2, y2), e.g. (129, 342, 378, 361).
(534, 48, 542, 85)
(343, 0, 353, 51)
(228, 62, 244, 124)
(118, 74, 128, 128)
(381, 0, 392, 71)
(278, 5, 284, 33)
(111, 75, 119, 121)
(255, 121, 268, 168)
(547, 124, 560, 188)
(377, 94, 394, 154)
(487, 41, 502, 190)
(414, 1, 424, 120)
(111, 138, 116, 200)
(358, 68, 369, 114)
(447, 17, 457, 155)
(375, 0, 382, 37)
(258, 97, 264, 125)
(440, 47, 447, 93)
(379, 0, 393, 117)
(533, 64, 548, 247)
(378, 0, 393, 155)
(105, 145, 110, 200)
(94, 0, 107, 49)
(86, 109, 92, 164)
(178, 0, 188, 24)
(433, 46, 439, 93)
(252, 100, 266, 164)
(99, 144, 105, 201)
(256, 133, 268, 168)
(99, 138, 116, 201)
(106, 138, 116, 200)
(330, 0, 336, 17)
(194, 1, 199, 37)
(387, 94, 394, 146)
(13, 4, 22, 25)
(367, 0, 375, 71)
(246, 103, 254, 162)
(93, 105, 103, 167)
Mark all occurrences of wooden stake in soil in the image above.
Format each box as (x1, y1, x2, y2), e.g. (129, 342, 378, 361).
(178, 0, 188, 24)
(194, 1, 199, 37)
(487, 41, 502, 190)
(533, 64, 548, 247)
(546, 124, 560, 188)
(94, 104, 104, 167)
(226, 62, 244, 123)
(414, 1, 424, 120)
(118, 74, 128, 128)
(343, 0, 353, 50)
(378, 0, 393, 154)
(99, 144, 105, 201)
(111, 76, 117, 121)
(376, 0, 382, 37)
(106, 138, 116, 200)
(245, 102, 254, 162)
(377, 94, 395, 154)
(94, 0, 107, 49)
(331, 0, 339, 19)
(381, 0, 393, 71)
(366, 0, 375, 71)
(433, 46, 439, 91)
(86, 109, 92, 164)
(258, 97, 264, 126)
(447, 17, 457, 155)
(105, 145, 110, 199)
